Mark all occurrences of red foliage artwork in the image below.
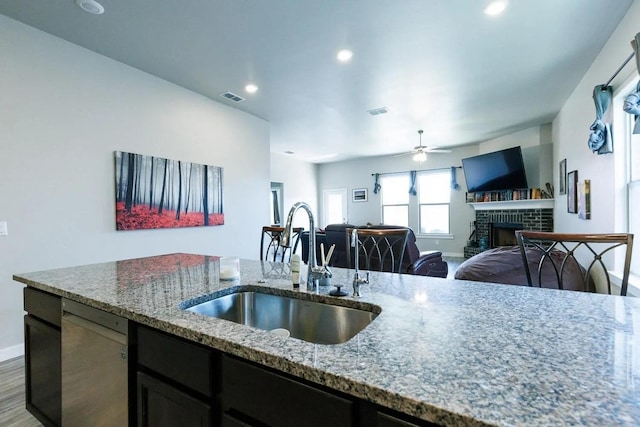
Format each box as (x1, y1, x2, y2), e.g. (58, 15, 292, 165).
(115, 202, 224, 230)
(115, 151, 225, 230)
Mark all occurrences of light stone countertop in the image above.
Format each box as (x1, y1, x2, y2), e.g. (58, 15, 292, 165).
(13, 253, 640, 426)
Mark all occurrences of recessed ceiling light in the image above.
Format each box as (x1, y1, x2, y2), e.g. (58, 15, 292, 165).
(484, 0, 508, 16)
(337, 49, 353, 62)
(75, 0, 104, 15)
(245, 84, 258, 94)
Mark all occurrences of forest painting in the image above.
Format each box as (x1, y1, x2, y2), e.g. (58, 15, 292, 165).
(115, 151, 224, 230)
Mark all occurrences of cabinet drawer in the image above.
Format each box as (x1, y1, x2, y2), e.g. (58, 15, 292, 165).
(137, 326, 213, 397)
(223, 355, 353, 427)
(24, 287, 61, 327)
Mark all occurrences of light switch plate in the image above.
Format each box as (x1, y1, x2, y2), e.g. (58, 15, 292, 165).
(0, 222, 7, 236)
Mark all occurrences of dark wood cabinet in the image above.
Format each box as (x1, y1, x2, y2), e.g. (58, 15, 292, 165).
(137, 372, 212, 427)
(222, 354, 354, 427)
(23, 288, 61, 427)
(136, 325, 217, 426)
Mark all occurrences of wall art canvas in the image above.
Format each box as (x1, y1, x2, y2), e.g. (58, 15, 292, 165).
(578, 179, 591, 220)
(567, 170, 578, 214)
(115, 151, 224, 230)
(558, 159, 567, 195)
(352, 188, 368, 202)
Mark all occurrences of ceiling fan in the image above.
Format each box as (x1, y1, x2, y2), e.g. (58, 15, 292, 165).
(397, 130, 451, 162)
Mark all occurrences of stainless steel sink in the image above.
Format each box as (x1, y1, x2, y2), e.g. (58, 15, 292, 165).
(184, 291, 379, 344)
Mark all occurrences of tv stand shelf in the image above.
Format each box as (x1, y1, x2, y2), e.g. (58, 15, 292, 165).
(468, 199, 554, 210)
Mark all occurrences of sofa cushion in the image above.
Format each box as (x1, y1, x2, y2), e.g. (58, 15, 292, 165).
(454, 246, 586, 291)
(323, 223, 447, 277)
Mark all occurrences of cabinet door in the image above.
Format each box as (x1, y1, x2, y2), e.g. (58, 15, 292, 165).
(223, 355, 353, 427)
(138, 372, 212, 427)
(24, 314, 61, 427)
(378, 412, 430, 427)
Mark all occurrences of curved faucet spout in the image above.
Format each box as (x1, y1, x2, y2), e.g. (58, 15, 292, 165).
(281, 202, 320, 290)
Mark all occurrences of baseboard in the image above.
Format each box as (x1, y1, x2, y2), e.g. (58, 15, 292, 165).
(0, 344, 24, 362)
(442, 252, 464, 258)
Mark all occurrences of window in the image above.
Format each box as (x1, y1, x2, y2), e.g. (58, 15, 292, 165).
(380, 174, 409, 226)
(378, 171, 452, 235)
(625, 100, 640, 276)
(613, 76, 640, 285)
(418, 171, 450, 234)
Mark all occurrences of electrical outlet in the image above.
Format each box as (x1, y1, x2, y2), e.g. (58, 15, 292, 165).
(0, 222, 7, 236)
(435, 240, 440, 245)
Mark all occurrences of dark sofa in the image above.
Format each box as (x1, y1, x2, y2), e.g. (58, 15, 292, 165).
(318, 224, 448, 278)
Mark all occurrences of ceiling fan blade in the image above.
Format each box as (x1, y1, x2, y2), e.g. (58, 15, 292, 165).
(425, 148, 452, 153)
(394, 152, 413, 157)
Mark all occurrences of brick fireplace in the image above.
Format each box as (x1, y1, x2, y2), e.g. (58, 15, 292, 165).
(464, 207, 553, 258)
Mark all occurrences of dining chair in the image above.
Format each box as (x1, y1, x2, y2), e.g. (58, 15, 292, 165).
(515, 231, 633, 296)
(260, 226, 303, 262)
(345, 228, 410, 273)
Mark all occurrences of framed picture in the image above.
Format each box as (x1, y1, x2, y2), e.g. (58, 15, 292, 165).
(114, 151, 224, 230)
(559, 159, 567, 195)
(567, 170, 578, 213)
(578, 179, 591, 220)
(352, 188, 368, 202)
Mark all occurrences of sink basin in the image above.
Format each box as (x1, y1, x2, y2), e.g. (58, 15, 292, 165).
(184, 291, 379, 344)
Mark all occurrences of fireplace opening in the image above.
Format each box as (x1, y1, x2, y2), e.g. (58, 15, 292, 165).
(489, 222, 523, 248)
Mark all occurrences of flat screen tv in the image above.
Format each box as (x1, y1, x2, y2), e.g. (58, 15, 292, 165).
(462, 146, 528, 193)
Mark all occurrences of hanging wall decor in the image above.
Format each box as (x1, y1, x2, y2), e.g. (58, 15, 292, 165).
(352, 188, 368, 202)
(567, 170, 578, 214)
(578, 179, 591, 220)
(114, 151, 224, 230)
(558, 159, 567, 195)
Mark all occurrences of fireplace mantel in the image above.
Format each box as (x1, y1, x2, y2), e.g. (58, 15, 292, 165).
(467, 199, 554, 211)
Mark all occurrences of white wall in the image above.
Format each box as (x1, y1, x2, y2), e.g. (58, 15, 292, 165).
(316, 125, 553, 257)
(317, 145, 479, 256)
(270, 153, 318, 229)
(0, 16, 270, 358)
(552, 0, 640, 234)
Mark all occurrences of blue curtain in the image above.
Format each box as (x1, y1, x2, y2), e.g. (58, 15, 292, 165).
(409, 170, 417, 196)
(450, 167, 460, 190)
(373, 173, 381, 194)
(587, 85, 613, 154)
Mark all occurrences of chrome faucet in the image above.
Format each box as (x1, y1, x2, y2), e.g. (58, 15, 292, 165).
(351, 229, 369, 297)
(281, 202, 325, 291)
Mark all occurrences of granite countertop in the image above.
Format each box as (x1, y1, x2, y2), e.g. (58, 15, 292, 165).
(13, 253, 640, 426)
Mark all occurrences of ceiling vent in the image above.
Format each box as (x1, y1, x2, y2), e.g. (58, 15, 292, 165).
(367, 107, 388, 116)
(221, 92, 246, 103)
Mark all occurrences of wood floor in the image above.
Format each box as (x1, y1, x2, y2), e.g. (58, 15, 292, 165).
(0, 357, 43, 427)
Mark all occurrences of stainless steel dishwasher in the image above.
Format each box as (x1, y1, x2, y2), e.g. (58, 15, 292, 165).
(61, 298, 128, 426)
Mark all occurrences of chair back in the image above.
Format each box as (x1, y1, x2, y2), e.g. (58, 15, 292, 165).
(260, 226, 303, 262)
(346, 228, 410, 273)
(515, 231, 633, 295)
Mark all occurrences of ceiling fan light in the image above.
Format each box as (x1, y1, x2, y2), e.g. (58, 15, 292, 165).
(484, 0, 508, 16)
(413, 151, 427, 162)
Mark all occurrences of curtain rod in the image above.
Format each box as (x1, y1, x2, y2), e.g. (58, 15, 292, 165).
(602, 52, 636, 89)
(371, 166, 461, 177)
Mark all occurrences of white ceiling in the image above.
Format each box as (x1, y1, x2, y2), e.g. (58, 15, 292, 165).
(0, 0, 634, 163)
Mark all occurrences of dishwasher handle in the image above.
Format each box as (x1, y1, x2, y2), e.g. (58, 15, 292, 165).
(62, 312, 127, 347)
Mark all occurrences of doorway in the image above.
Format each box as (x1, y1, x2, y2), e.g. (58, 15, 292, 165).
(322, 189, 347, 227)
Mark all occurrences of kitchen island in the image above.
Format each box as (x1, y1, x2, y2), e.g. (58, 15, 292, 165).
(13, 253, 640, 426)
